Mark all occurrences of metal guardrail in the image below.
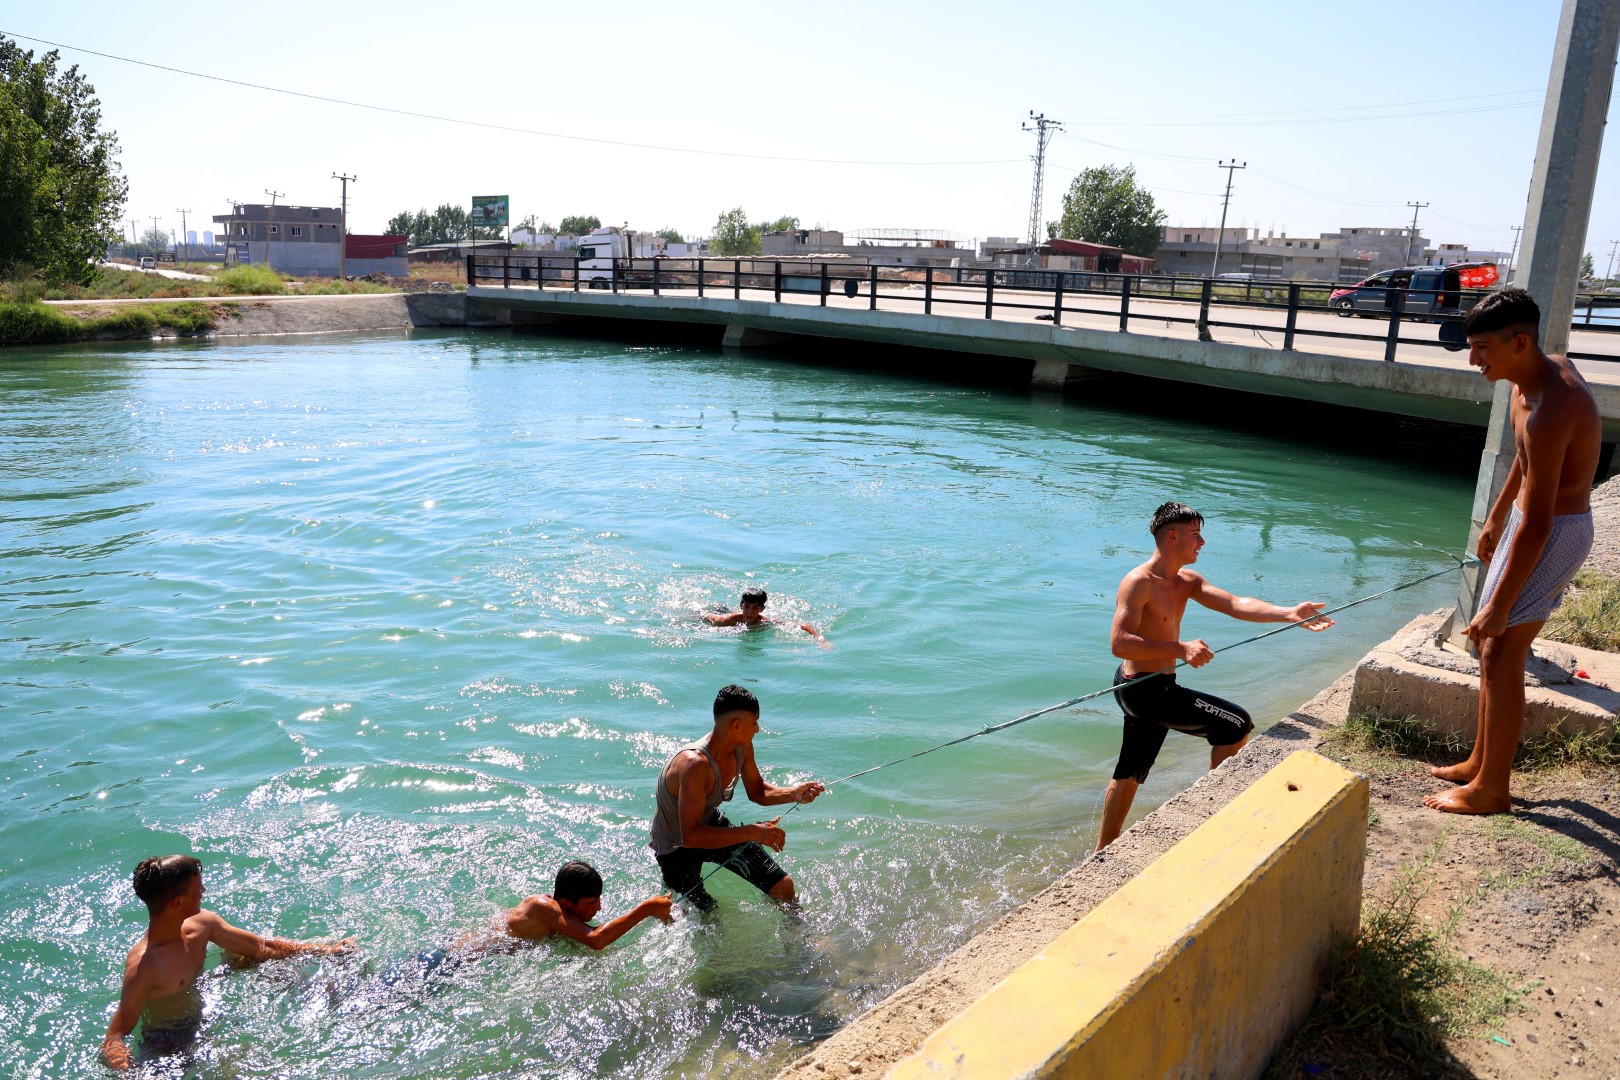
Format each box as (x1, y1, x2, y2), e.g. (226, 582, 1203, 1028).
(465, 255, 1620, 364)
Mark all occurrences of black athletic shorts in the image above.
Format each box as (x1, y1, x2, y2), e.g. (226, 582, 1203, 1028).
(1111, 665, 1253, 783)
(654, 812, 788, 912)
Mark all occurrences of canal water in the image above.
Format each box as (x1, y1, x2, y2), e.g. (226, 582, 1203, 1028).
(0, 330, 1475, 1078)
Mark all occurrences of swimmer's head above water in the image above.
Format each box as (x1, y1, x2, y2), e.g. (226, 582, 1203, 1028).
(738, 588, 768, 622)
(133, 855, 204, 916)
(553, 860, 604, 921)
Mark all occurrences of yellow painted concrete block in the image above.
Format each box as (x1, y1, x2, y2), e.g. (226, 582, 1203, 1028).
(889, 750, 1367, 1080)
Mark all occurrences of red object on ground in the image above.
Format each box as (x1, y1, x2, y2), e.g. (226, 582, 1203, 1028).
(1576, 670, 1590, 679)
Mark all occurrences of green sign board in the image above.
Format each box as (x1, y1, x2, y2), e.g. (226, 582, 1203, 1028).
(470, 195, 509, 229)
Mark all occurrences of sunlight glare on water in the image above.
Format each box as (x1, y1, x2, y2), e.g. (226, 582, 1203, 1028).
(0, 329, 1473, 1077)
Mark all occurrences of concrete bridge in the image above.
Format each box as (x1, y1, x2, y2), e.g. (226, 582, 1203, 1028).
(463, 276, 1620, 453)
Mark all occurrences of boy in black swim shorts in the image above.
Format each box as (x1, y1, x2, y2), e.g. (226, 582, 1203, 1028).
(1095, 502, 1334, 851)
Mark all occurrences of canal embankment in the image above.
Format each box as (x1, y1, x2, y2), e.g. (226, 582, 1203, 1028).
(773, 477, 1620, 1080)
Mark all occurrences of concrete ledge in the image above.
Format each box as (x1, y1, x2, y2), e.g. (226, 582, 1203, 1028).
(886, 750, 1367, 1080)
(1349, 609, 1620, 739)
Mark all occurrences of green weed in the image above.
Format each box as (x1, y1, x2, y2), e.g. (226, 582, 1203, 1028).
(1542, 570, 1620, 653)
(1264, 836, 1529, 1079)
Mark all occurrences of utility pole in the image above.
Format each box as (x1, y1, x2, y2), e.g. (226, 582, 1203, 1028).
(1507, 224, 1523, 277)
(1605, 238, 1619, 284)
(262, 189, 283, 268)
(1454, 0, 1620, 643)
(1021, 112, 1062, 270)
(148, 215, 162, 256)
(1405, 201, 1429, 263)
(332, 172, 357, 279)
(1209, 159, 1246, 278)
(175, 208, 190, 262)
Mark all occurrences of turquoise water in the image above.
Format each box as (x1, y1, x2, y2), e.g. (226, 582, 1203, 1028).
(0, 330, 1473, 1078)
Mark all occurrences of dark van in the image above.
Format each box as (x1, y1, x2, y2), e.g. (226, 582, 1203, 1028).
(1330, 266, 1463, 320)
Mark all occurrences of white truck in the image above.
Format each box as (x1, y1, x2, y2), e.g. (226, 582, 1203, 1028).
(577, 227, 627, 288)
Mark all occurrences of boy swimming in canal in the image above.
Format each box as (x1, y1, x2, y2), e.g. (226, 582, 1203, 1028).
(704, 587, 825, 641)
(101, 855, 353, 1070)
(385, 860, 674, 988)
(1095, 502, 1335, 851)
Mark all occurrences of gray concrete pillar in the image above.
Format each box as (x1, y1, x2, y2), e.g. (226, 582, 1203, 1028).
(1454, 0, 1620, 642)
(721, 324, 790, 348)
(1030, 358, 1102, 393)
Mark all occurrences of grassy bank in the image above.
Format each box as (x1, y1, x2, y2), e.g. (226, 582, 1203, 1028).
(0, 300, 223, 346)
(5, 265, 397, 303)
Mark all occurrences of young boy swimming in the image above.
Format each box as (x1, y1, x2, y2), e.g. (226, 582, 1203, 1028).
(500, 860, 672, 949)
(704, 588, 823, 640)
(102, 855, 353, 1070)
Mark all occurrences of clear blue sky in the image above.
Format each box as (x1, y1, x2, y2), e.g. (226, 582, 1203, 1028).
(6, 1, 1614, 260)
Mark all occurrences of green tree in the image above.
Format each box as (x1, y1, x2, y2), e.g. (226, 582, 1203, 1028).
(754, 215, 799, 234)
(139, 227, 170, 252)
(656, 227, 685, 244)
(559, 215, 601, 236)
(1051, 164, 1166, 257)
(710, 206, 760, 256)
(385, 210, 415, 239)
(0, 36, 129, 284)
(1581, 252, 1595, 280)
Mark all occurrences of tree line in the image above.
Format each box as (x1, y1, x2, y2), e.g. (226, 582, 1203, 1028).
(1, 36, 128, 286)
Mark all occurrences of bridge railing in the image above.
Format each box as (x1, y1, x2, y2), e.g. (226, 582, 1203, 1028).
(465, 255, 1620, 364)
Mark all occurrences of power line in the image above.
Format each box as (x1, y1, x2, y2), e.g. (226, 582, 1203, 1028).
(0, 30, 1022, 169)
(1406, 202, 1430, 263)
(1209, 160, 1246, 285)
(1053, 88, 1542, 125)
(1022, 112, 1062, 267)
(1061, 101, 1540, 130)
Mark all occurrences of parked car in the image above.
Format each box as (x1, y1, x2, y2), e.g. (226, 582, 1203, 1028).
(1329, 265, 1465, 319)
(137, 255, 156, 270)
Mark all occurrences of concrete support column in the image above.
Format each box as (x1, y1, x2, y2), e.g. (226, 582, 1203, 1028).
(721, 323, 790, 349)
(1030, 358, 1102, 393)
(1455, 0, 1620, 640)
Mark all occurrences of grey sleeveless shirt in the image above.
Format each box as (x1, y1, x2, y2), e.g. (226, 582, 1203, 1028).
(649, 734, 742, 856)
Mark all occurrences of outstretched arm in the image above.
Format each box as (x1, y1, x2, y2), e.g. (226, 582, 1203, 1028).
(703, 611, 743, 626)
(100, 968, 147, 1070)
(516, 894, 674, 951)
(200, 912, 353, 963)
(1191, 577, 1333, 630)
(740, 742, 824, 808)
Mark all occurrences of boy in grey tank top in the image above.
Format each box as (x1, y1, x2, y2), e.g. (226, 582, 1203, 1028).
(650, 685, 824, 912)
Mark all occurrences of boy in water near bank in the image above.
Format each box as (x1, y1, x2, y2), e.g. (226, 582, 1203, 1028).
(649, 684, 824, 911)
(1095, 502, 1335, 851)
(704, 588, 823, 640)
(102, 855, 353, 1070)
(500, 860, 672, 949)
(1425, 288, 1600, 815)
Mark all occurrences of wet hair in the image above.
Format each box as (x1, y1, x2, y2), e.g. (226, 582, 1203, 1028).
(1150, 501, 1203, 537)
(739, 588, 767, 607)
(713, 683, 759, 719)
(132, 855, 202, 912)
(553, 860, 603, 903)
(1464, 287, 1540, 341)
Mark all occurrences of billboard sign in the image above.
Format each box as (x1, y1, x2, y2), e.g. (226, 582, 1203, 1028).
(470, 195, 509, 230)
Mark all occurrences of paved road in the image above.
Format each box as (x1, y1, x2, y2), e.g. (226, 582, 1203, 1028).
(97, 259, 213, 282)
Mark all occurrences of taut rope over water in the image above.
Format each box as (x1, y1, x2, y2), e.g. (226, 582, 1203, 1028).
(672, 545, 1473, 905)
